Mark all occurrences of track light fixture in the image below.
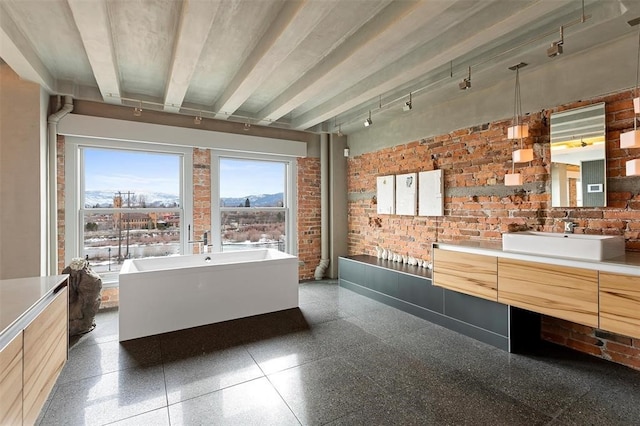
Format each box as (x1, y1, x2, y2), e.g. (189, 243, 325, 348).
(403, 93, 412, 111)
(459, 66, 471, 90)
(337, 124, 343, 137)
(547, 26, 564, 57)
(194, 112, 202, 125)
(364, 110, 372, 127)
(244, 121, 251, 131)
(133, 101, 142, 117)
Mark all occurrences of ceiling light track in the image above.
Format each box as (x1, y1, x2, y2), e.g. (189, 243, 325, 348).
(107, 94, 291, 130)
(335, 7, 591, 133)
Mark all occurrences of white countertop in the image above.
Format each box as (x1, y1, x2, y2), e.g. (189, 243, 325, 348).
(1, 275, 69, 344)
(434, 241, 640, 276)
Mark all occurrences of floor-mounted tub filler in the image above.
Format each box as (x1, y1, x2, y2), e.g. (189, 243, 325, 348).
(118, 249, 299, 341)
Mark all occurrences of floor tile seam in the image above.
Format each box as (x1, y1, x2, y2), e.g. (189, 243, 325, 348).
(99, 407, 169, 426)
(164, 375, 267, 407)
(256, 350, 338, 376)
(313, 380, 394, 425)
(69, 335, 119, 351)
(56, 360, 169, 394)
(461, 375, 558, 422)
(543, 387, 598, 425)
(35, 384, 59, 426)
(159, 347, 171, 415)
(262, 375, 304, 426)
(57, 353, 167, 386)
(337, 354, 421, 396)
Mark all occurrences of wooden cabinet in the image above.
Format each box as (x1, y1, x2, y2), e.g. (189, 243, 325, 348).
(498, 258, 598, 327)
(599, 272, 640, 338)
(433, 248, 498, 301)
(1, 332, 23, 426)
(22, 287, 68, 425)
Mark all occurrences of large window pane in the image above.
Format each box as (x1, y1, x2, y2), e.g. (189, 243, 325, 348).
(84, 148, 180, 207)
(221, 210, 285, 252)
(83, 211, 181, 280)
(219, 157, 287, 253)
(82, 147, 183, 284)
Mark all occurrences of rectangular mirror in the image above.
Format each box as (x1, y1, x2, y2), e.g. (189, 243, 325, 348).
(550, 102, 606, 207)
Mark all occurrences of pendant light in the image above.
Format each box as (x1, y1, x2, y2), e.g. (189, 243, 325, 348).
(621, 21, 640, 173)
(505, 63, 529, 185)
(635, 19, 640, 115)
(508, 63, 532, 163)
(622, 21, 640, 176)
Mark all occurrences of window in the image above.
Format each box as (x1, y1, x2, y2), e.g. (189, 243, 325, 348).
(66, 139, 192, 285)
(212, 154, 296, 255)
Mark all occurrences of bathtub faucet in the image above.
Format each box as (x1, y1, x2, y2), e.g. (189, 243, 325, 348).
(203, 231, 210, 253)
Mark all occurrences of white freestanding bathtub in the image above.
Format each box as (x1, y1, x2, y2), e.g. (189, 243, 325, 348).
(118, 249, 299, 341)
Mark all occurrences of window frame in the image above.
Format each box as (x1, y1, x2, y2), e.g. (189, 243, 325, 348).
(65, 137, 193, 286)
(211, 150, 297, 255)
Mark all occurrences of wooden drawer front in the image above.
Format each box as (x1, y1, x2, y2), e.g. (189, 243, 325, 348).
(498, 259, 598, 327)
(1, 332, 23, 426)
(23, 287, 68, 425)
(433, 249, 498, 301)
(600, 272, 640, 338)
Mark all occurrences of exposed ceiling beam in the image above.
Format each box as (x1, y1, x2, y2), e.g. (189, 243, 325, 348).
(0, 2, 55, 93)
(67, 0, 121, 104)
(254, 0, 449, 125)
(291, 0, 574, 130)
(212, 0, 337, 118)
(164, 0, 220, 113)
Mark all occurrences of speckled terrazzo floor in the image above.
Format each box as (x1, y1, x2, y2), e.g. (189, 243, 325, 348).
(38, 280, 640, 425)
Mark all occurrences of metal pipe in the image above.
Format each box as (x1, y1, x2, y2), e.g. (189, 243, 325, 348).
(314, 133, 330, 280)
(48, 95, 73, 274)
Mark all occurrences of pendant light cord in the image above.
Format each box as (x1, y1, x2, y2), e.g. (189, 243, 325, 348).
(513, 67, 524, 148)
(633, 24, 640, 130)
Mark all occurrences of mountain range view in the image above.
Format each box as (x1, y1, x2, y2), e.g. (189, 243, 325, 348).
(84, 190, 284, 208)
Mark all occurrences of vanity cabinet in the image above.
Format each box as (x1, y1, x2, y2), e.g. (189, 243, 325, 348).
(498, 258, 599, 327)
(432, 248, 498, 301)
(0, 332, 23, 426)
(22, 287, 68, 425)
(339, 255, 524, 352)
(599, 272, 640, 338)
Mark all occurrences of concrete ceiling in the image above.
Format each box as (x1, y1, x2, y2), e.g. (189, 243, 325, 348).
(1, 0, 639, 135)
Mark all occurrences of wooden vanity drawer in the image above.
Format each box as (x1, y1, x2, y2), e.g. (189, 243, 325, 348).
(433, 248, 498, 301)
(0, 332, 23, 426)
(498, 258, 598, 327)
(23, 287, 68, 425)
(599, 272, 640, 338)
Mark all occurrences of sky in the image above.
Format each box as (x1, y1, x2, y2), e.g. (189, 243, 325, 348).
(84, 148, 180, 195)
(219, 158, 284, 198)
(84, 148, 285, 198)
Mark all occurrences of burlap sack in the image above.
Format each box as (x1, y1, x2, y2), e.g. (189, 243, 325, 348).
(62, 258, 102, 336)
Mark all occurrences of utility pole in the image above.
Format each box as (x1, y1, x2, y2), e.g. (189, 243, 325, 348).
(125, 191, 133, 259)
(116, 191, 123, 262)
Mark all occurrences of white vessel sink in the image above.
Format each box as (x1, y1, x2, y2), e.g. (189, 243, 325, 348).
(502, 231, 625, 261)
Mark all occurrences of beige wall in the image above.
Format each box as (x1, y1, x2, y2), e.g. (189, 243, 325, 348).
(0, 64, 47, 279)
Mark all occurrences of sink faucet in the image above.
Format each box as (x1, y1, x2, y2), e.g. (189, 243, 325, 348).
(563, 220, 577, 234)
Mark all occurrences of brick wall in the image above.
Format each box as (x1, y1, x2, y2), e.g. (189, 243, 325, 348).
(297, 157, 322, 280)
(192, 148, 211, 254)
(347, 89, 640, 370)
(541, 317, 640, 370)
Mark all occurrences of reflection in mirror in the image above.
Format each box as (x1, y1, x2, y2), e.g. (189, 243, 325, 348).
(550, 103, 606, 207)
